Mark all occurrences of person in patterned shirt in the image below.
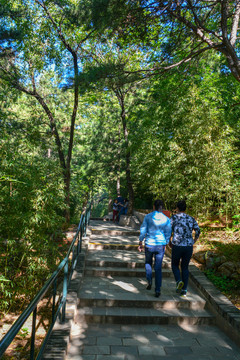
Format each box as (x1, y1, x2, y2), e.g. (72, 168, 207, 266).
(170, 200, 200, 297)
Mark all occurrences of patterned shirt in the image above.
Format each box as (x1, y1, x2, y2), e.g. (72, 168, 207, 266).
(139, 211, 172, 246)
(171, 213, 200, 246)
(113, 203, 118, 211)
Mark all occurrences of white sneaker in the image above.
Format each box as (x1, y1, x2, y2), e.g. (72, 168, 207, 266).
(180, 290, 187, 298)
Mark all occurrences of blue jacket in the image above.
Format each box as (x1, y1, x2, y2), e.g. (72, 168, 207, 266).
(139, 211, 172, 246)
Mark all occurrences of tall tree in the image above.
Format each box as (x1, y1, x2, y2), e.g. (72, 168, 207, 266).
(0, 0, 96, 222)
(88, 1, 240, 83)
(75, 89, 126, 206)
(130, 56, 239, 214)
(79, 37, 149, 213)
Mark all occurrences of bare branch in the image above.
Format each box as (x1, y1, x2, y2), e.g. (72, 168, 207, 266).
(76, 30, 96, 52)
(34, 0, 74, 55)
(171, 10, 218, 47)
(29, 61, 36, 93)
(123, 45, 212, 77)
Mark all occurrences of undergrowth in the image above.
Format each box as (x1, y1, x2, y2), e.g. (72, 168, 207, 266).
(0, 234, 68, 315)
(205, 269, 240, 293)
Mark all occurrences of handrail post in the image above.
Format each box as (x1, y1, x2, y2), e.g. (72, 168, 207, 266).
(84, 215, 87, 237)
(77, 230, 81, 256)
(71, 246, 75, 274)
(61, 261, 68, 323)
(30, 307, 37, 360)
(52, 279, 57, 323)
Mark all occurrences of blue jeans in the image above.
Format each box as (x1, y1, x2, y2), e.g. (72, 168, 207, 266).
(171, 245, 193, 291)
(119, 207, 128, 216)
(145, 245, 166, 292)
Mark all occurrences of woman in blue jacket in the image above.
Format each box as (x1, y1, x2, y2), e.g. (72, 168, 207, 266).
(138, 200, 172, 297)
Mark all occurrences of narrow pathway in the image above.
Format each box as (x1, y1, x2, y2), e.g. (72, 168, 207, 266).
(63, 220, 240, 360)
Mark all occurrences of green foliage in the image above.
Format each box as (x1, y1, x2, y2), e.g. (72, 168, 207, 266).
(232, 214, 240, 227)
(1, 0, 240, 314)
(91, 198, 109, 218)
(18, 327, 30, 339)
(128, 58, 240, 214)
(205, 269, 240, 294)
(0, 84, 68, 312)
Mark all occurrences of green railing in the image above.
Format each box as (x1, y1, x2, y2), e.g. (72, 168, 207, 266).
(0, 204, 91, 359)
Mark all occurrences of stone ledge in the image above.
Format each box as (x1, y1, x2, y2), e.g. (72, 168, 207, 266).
(189, 261, 240, 342)
(118, 214, 141, 230)
(167, 244, 240, 342)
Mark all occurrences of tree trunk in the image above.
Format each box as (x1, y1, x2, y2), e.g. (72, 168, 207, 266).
(64, 168, 71, 223)
(116, 123, 121, 196)
(3, 1, 82, 225)
(64, 52, 79, 223)
(125, 150, 134, 215)
(117, 177, 121, 196)
(108, 198, 113, 213)
(117, 90, 134, 215)
(32, 92, 72, 222)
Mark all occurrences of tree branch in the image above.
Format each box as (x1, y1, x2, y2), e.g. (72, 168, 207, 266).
(34, 0, 75, 55)
(221, 0, 229, 42)
(67, 52, 79, 168)
(0, 64, 67, 172)
(123, 45, 212, 77)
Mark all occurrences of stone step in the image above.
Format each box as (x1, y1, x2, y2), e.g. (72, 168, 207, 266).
(84, 267, 173, 278)
(85, 260, 171, 269)
(88, 242, 139, 250)
(78, 296, 206, 311)
(77, 276, 207, 311)
(91, 229, 140, 236)
(91, 230, 140, 236)
(90, 234, 139, 242)
(65, 323, 240, 360)
(76, 306, 215, 326)
(85, 249, 172, 269)
(88, 233, 140, 250)
(86, 253, 171, 264)
(85, 259, 145, 268)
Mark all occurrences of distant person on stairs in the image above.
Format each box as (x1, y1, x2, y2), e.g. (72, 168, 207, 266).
(138, 200, 172, 297)
(119, 198, 129, 217)
(112, 199, 119, 223)
(169, 200, 200, 297)
(116, 194, 124, 222)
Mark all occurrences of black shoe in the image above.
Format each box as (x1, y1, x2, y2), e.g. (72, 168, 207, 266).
(180, 290, 187, 298)
(155, 292, 161, 298)
(146, 283, 152, 290)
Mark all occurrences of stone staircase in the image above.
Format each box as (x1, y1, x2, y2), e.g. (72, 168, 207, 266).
(43, 219, 240, 360)
(76, 221, 214, 328)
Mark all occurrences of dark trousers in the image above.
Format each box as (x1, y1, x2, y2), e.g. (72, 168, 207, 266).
(113, 210, 118, 222)
(145, 245, 166, 292)
(171, 245, 193, 291)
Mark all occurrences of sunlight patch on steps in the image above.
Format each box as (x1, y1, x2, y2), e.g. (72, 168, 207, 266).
(111, 280, 139, 293)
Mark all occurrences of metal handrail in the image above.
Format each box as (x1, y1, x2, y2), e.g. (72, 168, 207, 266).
(0, 203, 91, 359)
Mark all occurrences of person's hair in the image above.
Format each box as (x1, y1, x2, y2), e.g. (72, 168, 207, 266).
(177, 200, 186, 212)
(154, 199, 164, 211)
